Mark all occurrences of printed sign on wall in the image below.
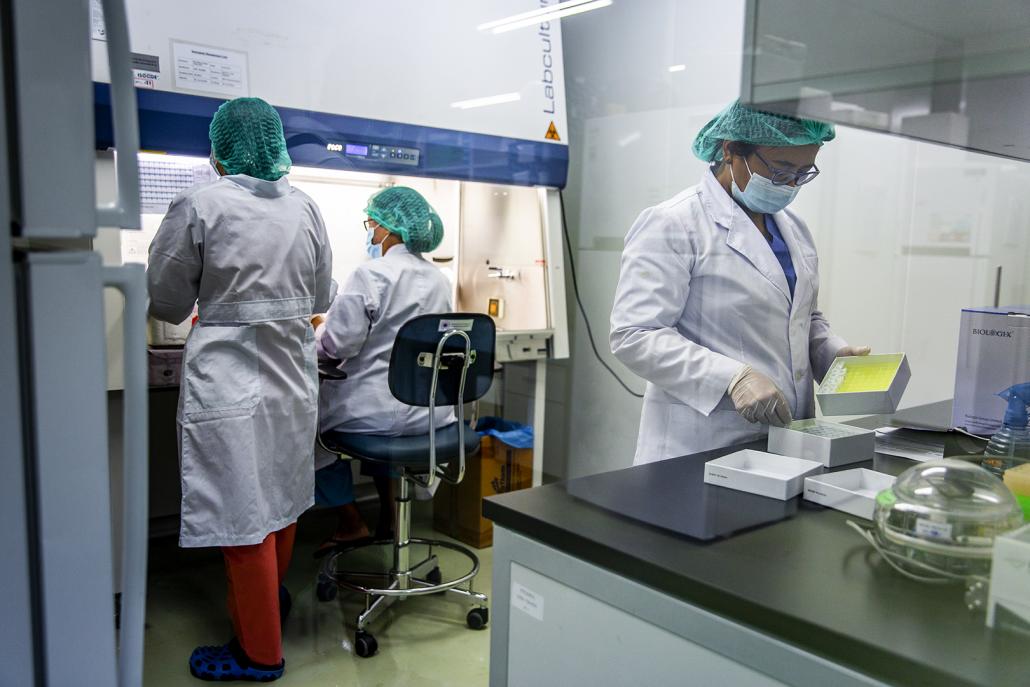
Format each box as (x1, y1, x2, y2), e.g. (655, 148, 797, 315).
(172, 41, 248, 98)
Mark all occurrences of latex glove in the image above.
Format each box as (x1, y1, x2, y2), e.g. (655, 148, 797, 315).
(728, 365, 793, 426)
(836, 345, 871, 358)
(313, 322, 346, 378)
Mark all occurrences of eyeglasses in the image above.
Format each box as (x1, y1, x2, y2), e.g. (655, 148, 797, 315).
(363, 219, 378, 231)
(751, 149, 820, 187)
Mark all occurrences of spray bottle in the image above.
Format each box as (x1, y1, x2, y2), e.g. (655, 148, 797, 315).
(982, 382, 1030, 478)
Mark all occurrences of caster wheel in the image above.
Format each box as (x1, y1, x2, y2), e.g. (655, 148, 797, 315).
(466, 607, 489, 630)
(316, 580, 338, 602)
(355, 631, 378, 658)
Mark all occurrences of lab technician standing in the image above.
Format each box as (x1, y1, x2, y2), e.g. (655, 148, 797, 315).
(610, 102, 869, 465)
(313, 187, 453, 553)
(147, 97, 332, 681)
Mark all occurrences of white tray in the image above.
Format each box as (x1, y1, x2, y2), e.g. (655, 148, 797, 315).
(704, 450, 823, 500)
(768, 419, 875, 467)
(803, 468, 896, 520)
(816, 353, 911, 416)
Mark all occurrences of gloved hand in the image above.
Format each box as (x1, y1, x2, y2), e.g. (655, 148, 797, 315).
(728, 365, 793, 426)
(836, 345, 871, 358)
(312, 321, 346, 378)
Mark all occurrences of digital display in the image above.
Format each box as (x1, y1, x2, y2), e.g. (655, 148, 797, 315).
(328, 142, 420, 166)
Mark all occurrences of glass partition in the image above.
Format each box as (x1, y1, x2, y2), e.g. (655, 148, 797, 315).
(559, 0, 1030, 479)
(742, 0, 1030, 160)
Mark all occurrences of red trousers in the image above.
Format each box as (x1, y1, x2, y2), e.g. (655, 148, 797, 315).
(221, 523, 297, 667)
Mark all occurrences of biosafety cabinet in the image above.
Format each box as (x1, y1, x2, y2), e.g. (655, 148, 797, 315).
(93, 0, 571, 501)
(99, 158, 569, 367)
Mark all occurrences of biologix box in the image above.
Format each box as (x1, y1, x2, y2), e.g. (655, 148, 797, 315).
(952, 306, 1030, 435)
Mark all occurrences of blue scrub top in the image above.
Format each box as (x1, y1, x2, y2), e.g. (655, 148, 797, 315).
(765, 215, 796, 299)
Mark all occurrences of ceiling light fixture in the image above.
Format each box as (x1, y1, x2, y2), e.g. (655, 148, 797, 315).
(478, 0, 613, 34)
(451, 92, 523, 109)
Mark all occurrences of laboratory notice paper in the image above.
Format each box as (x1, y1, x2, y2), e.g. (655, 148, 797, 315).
(172, 41, 249, 98)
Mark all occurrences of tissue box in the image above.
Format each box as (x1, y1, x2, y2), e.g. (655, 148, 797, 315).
(987, 523, 1030, 637)
(816, 353, 910, 416)
(768, 419, 875, 467)
(952, 307, 1030, 436)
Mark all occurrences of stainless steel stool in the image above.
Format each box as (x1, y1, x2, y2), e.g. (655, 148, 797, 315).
(316, 313, 495, 658)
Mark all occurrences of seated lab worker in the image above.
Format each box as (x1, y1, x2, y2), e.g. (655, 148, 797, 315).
(610, 101, 869, 465)
(313, 186, 453, 553)
(146, 97, 332, 682)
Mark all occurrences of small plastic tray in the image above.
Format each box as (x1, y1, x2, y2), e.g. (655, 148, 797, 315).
(704, 450, 823, 500)
(767, 419, 875, 467)
(803, 468, 896, 520)
(988, 523, 1030, 635)
(816, 353, 910, 416)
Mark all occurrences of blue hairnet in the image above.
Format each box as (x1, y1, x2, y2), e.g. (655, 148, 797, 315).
(209, 97, 292, 181)
(692, 101, 835, 163)
(365, 187, 444, 254)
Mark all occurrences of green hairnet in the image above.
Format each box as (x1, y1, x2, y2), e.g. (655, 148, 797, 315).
(692, 101, 835, 163)
(365, 186, 444, 254)
(209, 97, 292, 181)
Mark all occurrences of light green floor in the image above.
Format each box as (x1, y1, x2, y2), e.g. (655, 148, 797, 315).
(143, 506, 493, 686)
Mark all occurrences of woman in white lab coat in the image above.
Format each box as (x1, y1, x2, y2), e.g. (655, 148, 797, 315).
(610, 101, 869, 465)
(312, 186, 453, 553)
(147, 98, 332, 681)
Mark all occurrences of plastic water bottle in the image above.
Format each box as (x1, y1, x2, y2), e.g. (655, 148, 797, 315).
(983, 425, 1030, 477)
(982, 383, 1030, 478)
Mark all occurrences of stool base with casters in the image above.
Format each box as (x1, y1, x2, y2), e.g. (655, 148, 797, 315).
(316, 478, 489, 657)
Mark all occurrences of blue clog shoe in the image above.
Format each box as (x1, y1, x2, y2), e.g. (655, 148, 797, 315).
(188, 638, 284, 682)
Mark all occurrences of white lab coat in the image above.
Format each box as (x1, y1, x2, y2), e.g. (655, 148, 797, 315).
(148, 175, 333, 547)
(315, 243, 454, 470)
(610, 170, 846, 465)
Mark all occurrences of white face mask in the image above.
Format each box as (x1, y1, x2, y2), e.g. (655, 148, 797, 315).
(730, 157, 799, 214)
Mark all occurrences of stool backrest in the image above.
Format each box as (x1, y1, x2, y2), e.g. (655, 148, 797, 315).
(388, 313, 495, 408)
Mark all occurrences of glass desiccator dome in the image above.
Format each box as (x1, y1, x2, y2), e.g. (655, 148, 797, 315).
(873, 459, 1024, 579)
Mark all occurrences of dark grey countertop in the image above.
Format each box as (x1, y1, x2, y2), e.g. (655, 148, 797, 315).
(484, 401, 1027, 687)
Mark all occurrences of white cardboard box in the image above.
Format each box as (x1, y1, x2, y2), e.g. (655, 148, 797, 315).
(768, 419, 875, 467)
(704, 450, 823, 500)
(952, 307, 1030, 436)
(803, 468, 896, 520)
(987, 522, 1030, 636)
(816, 353, 911, 416)
(147, 316, 192, 346)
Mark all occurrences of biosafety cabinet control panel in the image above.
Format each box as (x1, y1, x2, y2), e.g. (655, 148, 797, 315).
(326, 141, 421, 167)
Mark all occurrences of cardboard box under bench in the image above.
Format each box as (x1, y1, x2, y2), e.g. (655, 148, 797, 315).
(433, 436, 532, 548)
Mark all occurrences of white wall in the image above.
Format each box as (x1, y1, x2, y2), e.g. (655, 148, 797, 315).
(557, 0, 1030, 479)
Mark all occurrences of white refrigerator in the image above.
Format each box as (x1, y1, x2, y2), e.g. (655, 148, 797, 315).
(0, 0, 148, 685)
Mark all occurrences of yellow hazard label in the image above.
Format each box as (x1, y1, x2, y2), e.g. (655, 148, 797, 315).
(545, 121, 561, 141)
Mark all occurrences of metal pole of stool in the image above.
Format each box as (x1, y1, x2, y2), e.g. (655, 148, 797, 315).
(394, 477, 412, 595)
